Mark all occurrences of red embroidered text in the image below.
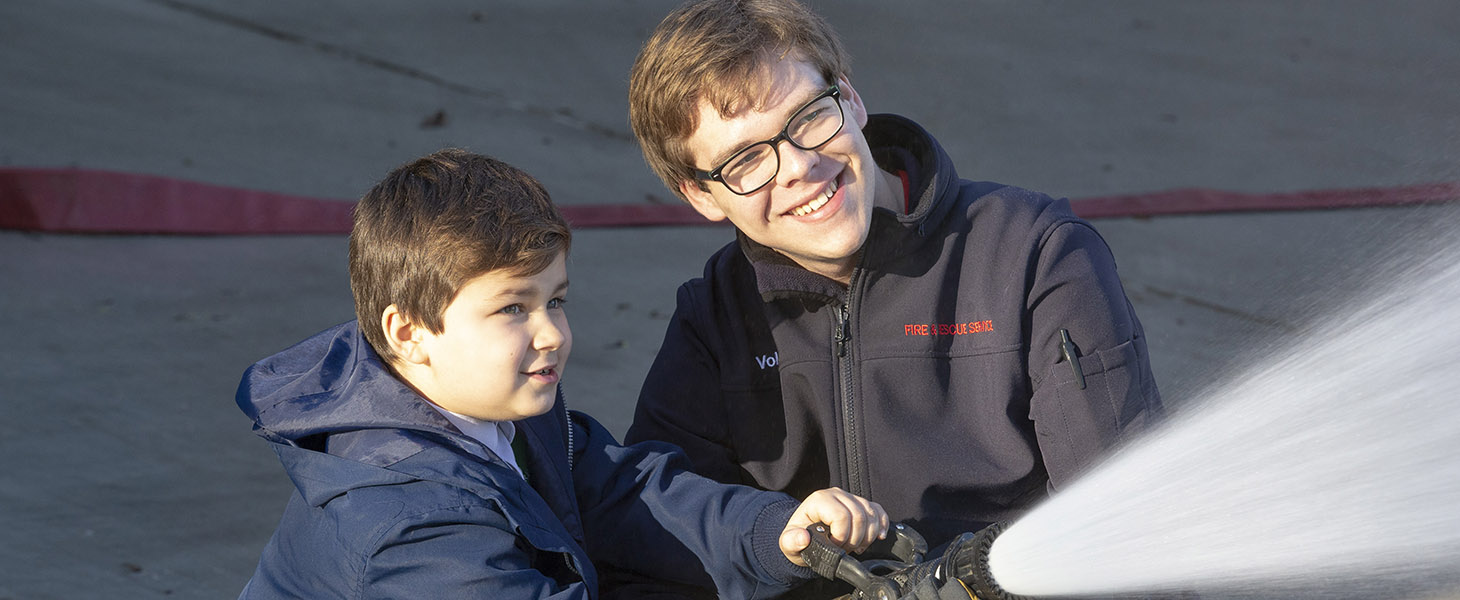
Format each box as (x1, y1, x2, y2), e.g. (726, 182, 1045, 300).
(904, 320, 994, 336)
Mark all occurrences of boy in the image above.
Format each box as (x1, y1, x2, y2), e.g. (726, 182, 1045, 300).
(618, 0, 1163, 596)
(235, 149, 887, 599)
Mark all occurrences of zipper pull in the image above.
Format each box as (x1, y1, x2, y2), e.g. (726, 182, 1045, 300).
(1058, 329, 1086, 390)
(835, 304, 850, 357)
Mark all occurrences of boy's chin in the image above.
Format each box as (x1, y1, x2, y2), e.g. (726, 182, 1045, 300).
(520, 390, 558, 418)
(523, 403, 556, 419)
(471, 391, 556, 422)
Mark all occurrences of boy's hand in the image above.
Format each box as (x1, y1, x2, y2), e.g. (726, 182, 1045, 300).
(779, 487, 888, 566)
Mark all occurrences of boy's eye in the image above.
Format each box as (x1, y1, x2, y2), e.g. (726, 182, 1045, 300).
(547, 297, 567, 309)
(499, 304, 523, 315)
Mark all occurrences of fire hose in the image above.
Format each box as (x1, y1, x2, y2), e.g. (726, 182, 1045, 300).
(801, 522, 1028, 600)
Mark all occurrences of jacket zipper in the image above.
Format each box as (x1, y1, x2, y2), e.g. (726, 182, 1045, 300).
(560, 388, 575, 472)
(834, 279, 866, 498)
(552, 388, 584, 579)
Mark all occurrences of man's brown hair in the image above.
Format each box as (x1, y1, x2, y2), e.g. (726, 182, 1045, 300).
(628, 0, 850, 201)
(348, 149, 571, 364)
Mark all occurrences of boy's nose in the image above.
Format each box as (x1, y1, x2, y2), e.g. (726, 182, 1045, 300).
(533, 315, 569, 351)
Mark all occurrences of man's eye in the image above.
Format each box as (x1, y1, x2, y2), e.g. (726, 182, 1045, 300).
(799, 107, 828, 124)
(729, 146, 769, 172)
(788, 108, 830, 139)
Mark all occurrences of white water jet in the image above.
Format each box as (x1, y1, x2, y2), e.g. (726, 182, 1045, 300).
(988, 236, 1460, 598)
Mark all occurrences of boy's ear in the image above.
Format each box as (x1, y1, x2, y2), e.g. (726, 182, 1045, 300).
(679, 179, 728, 222)
(380, 305, 429, 365)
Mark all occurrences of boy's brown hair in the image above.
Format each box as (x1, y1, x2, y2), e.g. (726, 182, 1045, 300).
(628, 0, 850, 201)
(348, 149, 571, 364)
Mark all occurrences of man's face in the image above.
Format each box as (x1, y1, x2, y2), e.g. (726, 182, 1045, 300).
(678, 58, 884, 283)
(407, 253, 571, 422)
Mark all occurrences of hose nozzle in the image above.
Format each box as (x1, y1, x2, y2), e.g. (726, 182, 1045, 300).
(804, 522, 1028, 600)
(946, 522, 1028, 600)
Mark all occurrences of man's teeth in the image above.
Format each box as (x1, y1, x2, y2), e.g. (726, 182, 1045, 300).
(791, 180, 838, 217)
(792, 196, 828, 217)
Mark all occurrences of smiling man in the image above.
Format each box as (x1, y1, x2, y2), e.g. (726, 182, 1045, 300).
(617, 1, 1166, 598)
(675, 58, 897, 284)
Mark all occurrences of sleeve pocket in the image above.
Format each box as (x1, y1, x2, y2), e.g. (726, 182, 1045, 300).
(1030, 336, 1153, 487)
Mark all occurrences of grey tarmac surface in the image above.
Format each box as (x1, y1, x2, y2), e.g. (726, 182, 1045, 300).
(1, 1, 1457, 598)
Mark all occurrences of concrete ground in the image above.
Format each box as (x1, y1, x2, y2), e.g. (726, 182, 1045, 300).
(1, 1, 1457, 598)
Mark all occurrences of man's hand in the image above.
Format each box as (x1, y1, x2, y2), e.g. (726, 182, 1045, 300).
(778, 487, 888, 566)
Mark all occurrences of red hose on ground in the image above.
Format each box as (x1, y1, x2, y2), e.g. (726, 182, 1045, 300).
(1, 167, 1455, 234)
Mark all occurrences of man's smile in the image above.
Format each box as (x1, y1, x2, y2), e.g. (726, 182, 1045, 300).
(788, 176, 840, 217)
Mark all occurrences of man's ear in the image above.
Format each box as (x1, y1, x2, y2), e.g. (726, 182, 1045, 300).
(380, 305, 429, 365)
(838, 76, 869, 130)
(679, 179, 729, 222)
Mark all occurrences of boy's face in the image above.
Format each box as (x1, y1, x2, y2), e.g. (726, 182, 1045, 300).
(404, 253, 571, 422)
(677, 57, 885, 283)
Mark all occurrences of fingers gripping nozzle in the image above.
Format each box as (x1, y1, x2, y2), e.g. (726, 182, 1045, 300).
(805, 522, 929, 598)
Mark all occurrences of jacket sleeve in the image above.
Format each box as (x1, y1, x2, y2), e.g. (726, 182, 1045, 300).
(572, 410, 813, 600)
(1025, 217, 1164, 490)
(624, 280, 743, 484)
(358, 503, 592, 600)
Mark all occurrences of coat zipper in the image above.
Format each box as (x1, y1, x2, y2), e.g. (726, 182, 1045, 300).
(834, 277, 867, 498)
(562, 390, 575, 472)
(553, 387, 584, 578)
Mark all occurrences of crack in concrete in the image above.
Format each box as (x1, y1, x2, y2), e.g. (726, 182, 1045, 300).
(1142, 284, 1300, 334)
(144, 0, 633, 142)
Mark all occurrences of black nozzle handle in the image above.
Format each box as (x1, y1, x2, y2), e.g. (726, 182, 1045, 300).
(885, 522, 929, 565)
(803, 523, 880, 592)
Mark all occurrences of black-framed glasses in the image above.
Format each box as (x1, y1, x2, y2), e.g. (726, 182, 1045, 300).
(693, 84, 845, 196)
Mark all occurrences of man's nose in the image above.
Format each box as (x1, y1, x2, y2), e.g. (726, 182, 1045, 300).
(773, 139, 820, 186)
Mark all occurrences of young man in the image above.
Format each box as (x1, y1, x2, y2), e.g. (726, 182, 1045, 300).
(234, 149, 888, 599)
(619, 0, 1164, 596)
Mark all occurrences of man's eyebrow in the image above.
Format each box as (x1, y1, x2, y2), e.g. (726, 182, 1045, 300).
(709, 132, 759, 170)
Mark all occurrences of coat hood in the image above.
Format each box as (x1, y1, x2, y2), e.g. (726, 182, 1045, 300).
(235, 321, 502, 505)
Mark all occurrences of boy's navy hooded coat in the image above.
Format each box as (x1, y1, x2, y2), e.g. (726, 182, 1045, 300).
(236, 321, 811, 599)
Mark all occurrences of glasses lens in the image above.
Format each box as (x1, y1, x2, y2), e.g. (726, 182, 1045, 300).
(716, 88, 843, 195)
(787, 95, 844, 150)
(720, 143, 779, 194)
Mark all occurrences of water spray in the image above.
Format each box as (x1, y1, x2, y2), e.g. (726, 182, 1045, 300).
(980, 238, 1460, 599)
(811, 232, 1460, 599)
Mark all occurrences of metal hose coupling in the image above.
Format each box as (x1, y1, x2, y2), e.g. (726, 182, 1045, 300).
(945, 522, 1030, 600)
